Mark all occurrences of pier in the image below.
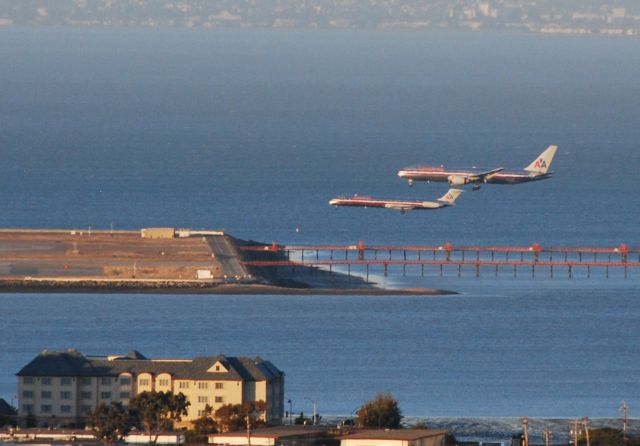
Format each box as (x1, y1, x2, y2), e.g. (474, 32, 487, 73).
(241, 242, 640, 280)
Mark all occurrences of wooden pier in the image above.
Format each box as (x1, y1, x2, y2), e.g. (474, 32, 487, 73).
(241, 242, 640, 279)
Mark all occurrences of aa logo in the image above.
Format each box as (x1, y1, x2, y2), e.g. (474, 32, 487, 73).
(446, 194, 453, 200)
(534, 158, 547, 169)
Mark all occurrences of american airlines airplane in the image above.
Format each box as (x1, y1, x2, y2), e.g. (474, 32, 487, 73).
(397, 145, 558, 191)
(329, 188, 463, 214)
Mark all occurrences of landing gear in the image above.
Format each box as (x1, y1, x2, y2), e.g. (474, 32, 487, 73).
(472, 184, 481, 191)
(408, 179, 414, 187)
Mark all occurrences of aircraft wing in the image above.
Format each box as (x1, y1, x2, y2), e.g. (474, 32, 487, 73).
(467, 167, 504, 182)
(384, 203, 416, 213)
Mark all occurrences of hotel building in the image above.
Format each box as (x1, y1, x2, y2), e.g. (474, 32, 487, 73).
(16, 349, 284, 426)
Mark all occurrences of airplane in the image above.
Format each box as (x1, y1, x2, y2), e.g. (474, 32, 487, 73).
(329, 188, 463, 214)
(397, 145, 558, 191)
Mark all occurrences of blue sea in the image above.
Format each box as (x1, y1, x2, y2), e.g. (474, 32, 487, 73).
(0, 28, 639, 433)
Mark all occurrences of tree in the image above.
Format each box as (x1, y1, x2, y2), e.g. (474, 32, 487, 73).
(89, 402, 131, 446)
(356, 392, 402, 429)
(128, 391, 190, 444)
(214, 401, 266, 433)
(191, 404, 218, 436)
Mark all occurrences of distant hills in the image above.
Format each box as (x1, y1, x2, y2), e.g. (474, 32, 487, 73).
(1, 0, 639, 36)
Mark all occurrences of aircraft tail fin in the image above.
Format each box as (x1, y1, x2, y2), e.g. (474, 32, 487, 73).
(525, 145, 558, 173)
(438, 188, 464, 205)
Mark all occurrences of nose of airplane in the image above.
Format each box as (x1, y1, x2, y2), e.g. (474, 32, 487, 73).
(397, 170, 406, 177)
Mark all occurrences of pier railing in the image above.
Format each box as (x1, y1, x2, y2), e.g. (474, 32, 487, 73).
(240, 242, 639, 279)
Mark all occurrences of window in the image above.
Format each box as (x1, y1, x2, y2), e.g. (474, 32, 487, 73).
(22, 390, 33, 399)
(139, 378, 150, 386)
(81, 391, 92, 399)
(41, 405, 52, 413)
(119, 377, 131, 385)
(101, 377, 112, 385)
(60, 391, 71, 400)
(81, 405, 92, 414)
(23, 377, 34, 385)
(198, 382, 208, 389)
(197, 409, 205, 417)
(179, 382, 189, 389)
(61, 377, 72, 385)
(215, 396, 224, 403)
(81, 377, 92, 386)
(100, 392, 112, 399)
(41, 391, 52, 399)
(60, 405, 72, 413)
(120, 391, 130, 399)
(198, 396, 208, 403)
(23, 404, 33, 413)
(215, 365, 220, 371)
(215, 382, 224, 389)
(159, 379, 169, 386)
(41, 377, 52, 385)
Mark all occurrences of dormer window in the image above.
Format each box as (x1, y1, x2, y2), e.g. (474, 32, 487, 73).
(207, 361, 228, 373)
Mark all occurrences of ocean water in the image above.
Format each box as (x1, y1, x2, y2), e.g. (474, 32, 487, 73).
(0, 28, 639, 425)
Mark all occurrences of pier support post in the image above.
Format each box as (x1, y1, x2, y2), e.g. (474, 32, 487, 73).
(384, 263, 388, 276)
(475, 263, 479, 278)
(569, 265, 572, 279)
(421, 264, 424, 277)
(366, 264, 369, 283)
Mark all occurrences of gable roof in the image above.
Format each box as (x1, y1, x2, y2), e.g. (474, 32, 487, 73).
(16, 349, 283, 382)
(0, 398, 15, 415)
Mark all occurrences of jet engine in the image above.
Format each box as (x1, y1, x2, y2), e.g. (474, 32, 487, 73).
(447, 175, 468, 186)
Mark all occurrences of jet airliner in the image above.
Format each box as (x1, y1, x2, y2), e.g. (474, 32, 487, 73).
(329, 188, 463, 214)
(398, 145, 558, 191)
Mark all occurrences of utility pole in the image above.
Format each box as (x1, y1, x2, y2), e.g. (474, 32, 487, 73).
(245, 415, 251, 446)
(544, 430, 551, 446)
(622, 401, 628, 438)
(572, 419, 580, 446)
(521, 417, 529, 446)
(581, 418, 590, 446)
(312, 400, 317, 425)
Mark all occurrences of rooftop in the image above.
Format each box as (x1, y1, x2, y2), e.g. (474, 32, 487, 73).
(210, 426, 331, 439)
(16, 349, 283, 382)
(339, 429, 449, 441)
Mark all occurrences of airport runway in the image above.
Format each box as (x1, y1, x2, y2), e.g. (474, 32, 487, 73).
(205, 235, 250, 281)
